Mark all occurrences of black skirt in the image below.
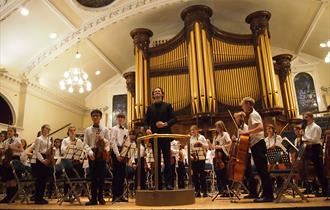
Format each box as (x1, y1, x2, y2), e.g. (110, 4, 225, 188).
(1, 155, 20, 181)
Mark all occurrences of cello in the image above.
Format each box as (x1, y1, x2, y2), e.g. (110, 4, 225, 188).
(227, 110, 250, 182)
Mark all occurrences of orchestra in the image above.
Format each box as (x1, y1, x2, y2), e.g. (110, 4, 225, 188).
(1, 99, 329, 205)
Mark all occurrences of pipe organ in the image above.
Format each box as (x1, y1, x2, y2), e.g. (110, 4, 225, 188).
(127, 5, 297, 128)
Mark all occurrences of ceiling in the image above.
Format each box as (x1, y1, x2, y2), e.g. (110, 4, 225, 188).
(0, 0, 329, 104)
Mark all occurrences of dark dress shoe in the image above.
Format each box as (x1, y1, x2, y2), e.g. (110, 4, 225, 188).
(166, 185, 174, 190)
(85, 200, 98, 205)
(35, 199, 48, 204)
(119, 197, 128, 202)
(254, 197, 274, 203)
(203, 193, 208, 197)
(98, 198, 106, 205)
(0, 197, 8, 203)
(195, 192, 201, 197)
(244, 194, 258, 199)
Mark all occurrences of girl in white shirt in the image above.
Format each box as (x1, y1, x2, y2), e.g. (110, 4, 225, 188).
(213, 120, 231, 195)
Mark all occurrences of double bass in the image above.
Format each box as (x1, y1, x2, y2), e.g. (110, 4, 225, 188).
(227, 110, 250, 182)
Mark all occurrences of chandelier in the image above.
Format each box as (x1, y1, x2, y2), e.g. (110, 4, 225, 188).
(59, 46, 92, 93)
(320, 40, 330, 63)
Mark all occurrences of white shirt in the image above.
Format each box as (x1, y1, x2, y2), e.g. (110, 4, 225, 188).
(265, 134, 287, 152)
(171, 140, 180, 158)
(214, 132, 231, 147)
(111, 124, 129, 157)
(61, 137, 86, 160)
(303, 122, 322, 145)
(84, 124, 111, 157)
(188, 134, 209, 160)
(248, 109, 264, 147)
(205, 150, 215, 165)
(3, 136, 22, 156)
(34, 135, 51, 161)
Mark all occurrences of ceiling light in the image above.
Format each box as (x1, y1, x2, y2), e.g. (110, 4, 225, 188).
(20, 7, 29, 16)
(325, 52, 330, 63)
(49, 33, 57, 39)
(75, 52, 81, 59)
(320, 40, 330, 64)
(59, 46, 92, 93)
(95, 70, 101, 75)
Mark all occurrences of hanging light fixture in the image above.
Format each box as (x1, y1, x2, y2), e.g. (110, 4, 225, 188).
(320, 40, 330, 63)
(59, 41, 92, 93)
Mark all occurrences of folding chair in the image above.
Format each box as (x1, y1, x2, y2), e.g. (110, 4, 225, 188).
(10, 159, 35, 204)
(270, 141, 309, 202)
(57, 159, 89, 205)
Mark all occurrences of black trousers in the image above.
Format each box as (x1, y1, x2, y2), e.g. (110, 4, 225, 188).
(151, 138, 172, 188)
(35, 157, 51, 201)
(170, 159, 186, 188)
(244, 153, 258, 196)
(310, 144, 328, 195)
(177, 161, 186, 188)
(250, 140, 274, 198)
(111, 152, 126, 198)
(214, 150, 229, 192)
(135, 157, 146, 190)
(192, 160, 206, 193)
(88, 158, 106, 200)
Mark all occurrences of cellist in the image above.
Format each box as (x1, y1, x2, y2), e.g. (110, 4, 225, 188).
(239, 97, 274, 202)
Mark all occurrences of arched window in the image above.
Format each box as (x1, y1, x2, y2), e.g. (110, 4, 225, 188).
(0, 95, 14, 125)
(294, 72, 319, 114)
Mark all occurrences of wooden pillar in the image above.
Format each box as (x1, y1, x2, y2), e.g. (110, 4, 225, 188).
(130, 29, 153, 122)
(273, 54, 298, 119)
(123, 72, 136, 130)
(246, 11, 281, 110)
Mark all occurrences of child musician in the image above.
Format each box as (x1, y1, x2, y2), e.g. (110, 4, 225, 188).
(213, 120, 231, 196)
(111, 113, 129, 202)
(61, 125, 85, 201)
(0, 126, 23, 203)
(189, 125, 209, 197)
(34, 124, 52, 204)
(239, 97, 274, 202)
(264, 124, 285, 152)
(84, 109, 110, 205)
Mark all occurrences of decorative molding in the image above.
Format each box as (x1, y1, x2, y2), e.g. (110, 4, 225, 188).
(0, 0, 28, 22)
(0, 72, 87, 115)
(24, 0, 185, 76)
(294, 0, 328, 55)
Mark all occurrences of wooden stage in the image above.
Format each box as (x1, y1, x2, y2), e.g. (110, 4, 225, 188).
(0, 196, 329, 210)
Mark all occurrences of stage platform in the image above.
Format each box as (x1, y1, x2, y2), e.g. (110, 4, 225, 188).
(0, 196, 329, 210)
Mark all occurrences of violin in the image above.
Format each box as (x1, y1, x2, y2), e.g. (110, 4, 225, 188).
(214, 141, 225, 170)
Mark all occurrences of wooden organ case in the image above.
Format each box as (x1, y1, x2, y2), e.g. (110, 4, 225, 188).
(125, 5, 298, 133)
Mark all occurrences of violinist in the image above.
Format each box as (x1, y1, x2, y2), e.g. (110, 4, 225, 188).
(84, 109, 111, 205)
(265, 124, 285, 152)
(264, 124, 285, 189)
(0, 126, 23, 203)
(188, 125, 209, 197)
(239, 97, 274, 202)
(110, 113, 129, 203)
(213, 120, 231, 196)
(61, 126, 85, 201)
(33, 124, 52, 204)
(302, 112, 328, 197)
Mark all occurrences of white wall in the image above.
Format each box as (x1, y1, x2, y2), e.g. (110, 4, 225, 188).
(0, 73, 85, 144)
(291, 53, 330, 115)
(84, 73, 127, 129)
